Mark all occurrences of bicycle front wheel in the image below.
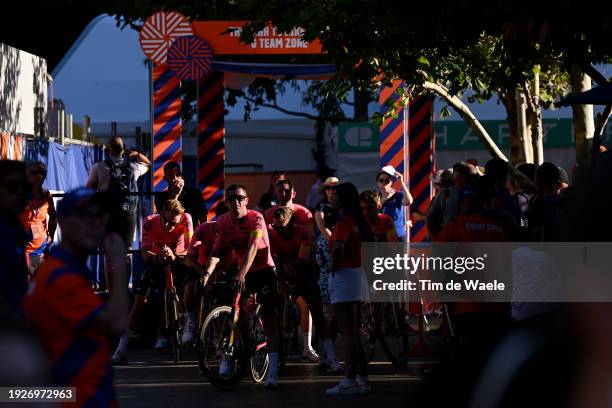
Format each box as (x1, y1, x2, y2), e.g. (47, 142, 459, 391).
(359, 303, 376, 363)
(165, 292, 182, 364)
(249, 305, 269, 383)
(198, 305, 248, 389)
(375, 302, 409, 368)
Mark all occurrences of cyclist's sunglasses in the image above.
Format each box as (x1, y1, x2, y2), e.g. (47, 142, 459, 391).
(227, 194, 247, 203)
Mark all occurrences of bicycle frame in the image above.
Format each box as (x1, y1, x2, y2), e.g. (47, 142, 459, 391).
(228, 292, 241, 348)
(163, 264, 180, 326)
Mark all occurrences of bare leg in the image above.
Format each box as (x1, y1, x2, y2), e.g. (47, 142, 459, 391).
(333, 303, 357, 379)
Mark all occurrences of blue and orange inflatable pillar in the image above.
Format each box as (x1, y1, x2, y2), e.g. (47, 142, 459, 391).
(152, 63, 182, 192)
(197, 72, 225, 219)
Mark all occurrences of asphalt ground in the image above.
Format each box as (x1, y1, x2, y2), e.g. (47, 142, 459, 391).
(114, 341, 441, 408)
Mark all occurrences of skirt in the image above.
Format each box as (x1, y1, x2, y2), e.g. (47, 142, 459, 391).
(329, 267, 369, 304)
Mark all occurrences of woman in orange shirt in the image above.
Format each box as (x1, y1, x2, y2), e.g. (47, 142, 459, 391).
(325, 183, 374, 395)
(19, 161, 56, 277)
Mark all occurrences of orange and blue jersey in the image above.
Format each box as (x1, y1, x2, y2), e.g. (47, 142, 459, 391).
(19, 190, 54, 256)
(21, 246, 116, 408)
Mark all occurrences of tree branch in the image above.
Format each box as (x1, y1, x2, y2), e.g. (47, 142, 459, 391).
(416, 71, 508, 160)
(594, 105, 612, 151)
(581, 64, 609, 85)
(238, 95, 326, 121)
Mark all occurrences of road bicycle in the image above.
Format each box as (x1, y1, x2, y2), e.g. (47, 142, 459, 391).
(198, 290, 269, 389)
(359, 302, 411, 368)
(161, 262, 184, 364)
(278, 294, 300, 368)
(360, 301, 457, 368)
(196, 276, 233, 374)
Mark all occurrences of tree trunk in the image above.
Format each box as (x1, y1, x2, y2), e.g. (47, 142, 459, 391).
(516, 91, 533, 163)
(528, 73, 544, 165)
(422, 81, 507, 161)
(569, 63, 595, 183)
(354, 89, 370, 121)
(311, 117, 328, 173)
(501, 89, 524, 164)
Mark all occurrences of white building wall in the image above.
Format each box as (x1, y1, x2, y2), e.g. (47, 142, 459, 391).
(0, 43, 47, 136)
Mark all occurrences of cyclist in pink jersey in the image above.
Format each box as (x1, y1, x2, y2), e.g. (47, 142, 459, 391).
(112, 200, 194, 364)
(204, 184, 281, 389)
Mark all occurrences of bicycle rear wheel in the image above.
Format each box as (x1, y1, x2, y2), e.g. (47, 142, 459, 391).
(249, 305, 269, 383)
(278, 299, 297, 368)
(375, 302, 409, 368)
(359, 303, 377, 363)
(165, 291, 182, 364)
(198, 305, 248, 389)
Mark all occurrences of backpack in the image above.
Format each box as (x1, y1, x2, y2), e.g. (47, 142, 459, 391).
(105, 159, 138, 214)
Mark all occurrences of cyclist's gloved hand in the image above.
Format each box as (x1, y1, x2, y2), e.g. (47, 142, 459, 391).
(200, 271, 210, 288)
(234, 272, 246, 293)
(160, 245, 175, 262)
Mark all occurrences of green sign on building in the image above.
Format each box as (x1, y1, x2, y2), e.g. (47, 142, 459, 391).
(434, 118, 612, 150)
(338, 122, 380, 152)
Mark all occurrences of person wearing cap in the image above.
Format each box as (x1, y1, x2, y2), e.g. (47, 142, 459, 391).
(22, 187, 129, 407)
(313, 177, 341, 337)
(306, 167, 336, 212)
(376, 168, 413, 242)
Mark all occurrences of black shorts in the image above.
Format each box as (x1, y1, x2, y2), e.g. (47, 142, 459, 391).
(107, 210, 137, 248)
(288, 273, 322, 305)
(245, 267, 281, 317)
(135, 260, 197, 295)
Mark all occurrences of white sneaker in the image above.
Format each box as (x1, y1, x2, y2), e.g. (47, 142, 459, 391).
(181, 320, 196, 344)
(264, 370, 279, 389)
(325, 378, 359, 395)
(302, 348, 320, 363)
(154, 337, 168, 351)
(219, 358, 233, 377)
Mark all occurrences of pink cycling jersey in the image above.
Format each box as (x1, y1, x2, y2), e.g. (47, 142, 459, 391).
(142, 213, 193, 254)
(211, 210, 274, 272)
